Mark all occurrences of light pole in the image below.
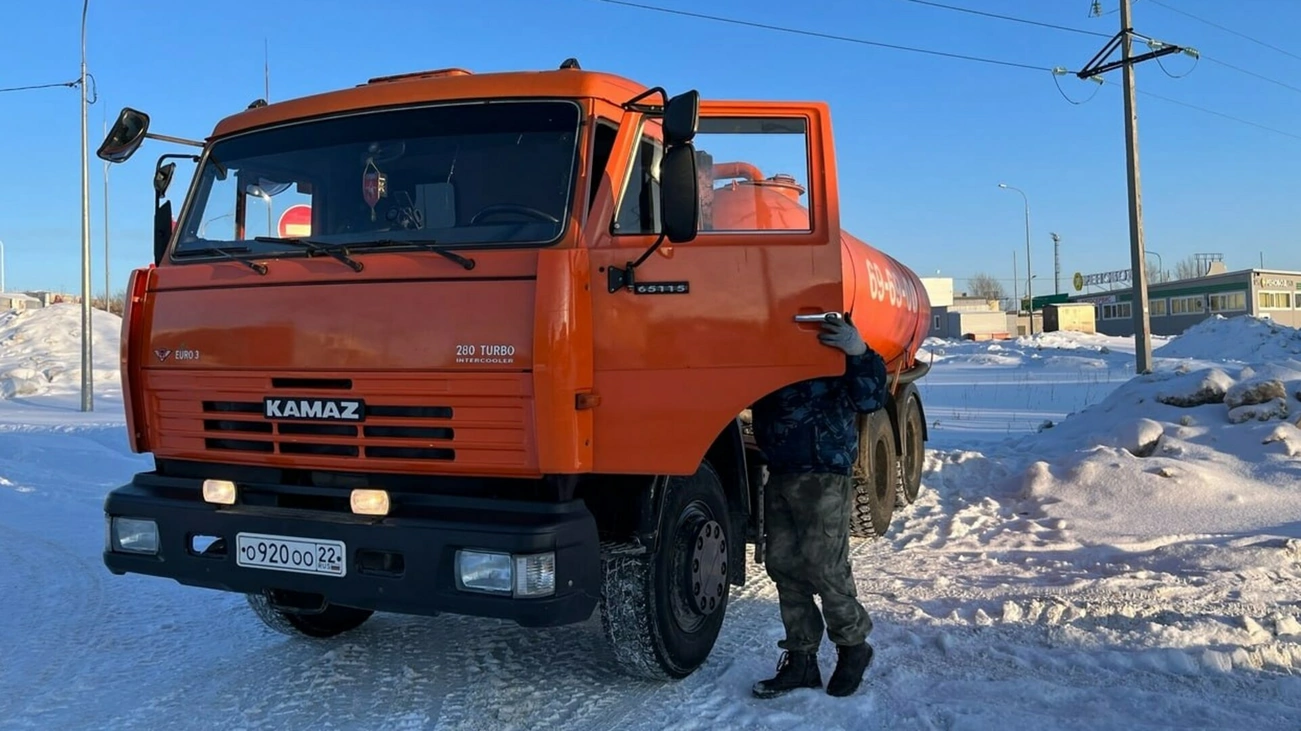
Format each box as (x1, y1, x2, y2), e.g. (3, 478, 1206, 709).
(104, 116, 111, 306)
(80, 0, 93, 412)
(0, 238, 5, 293)
(999, 183, 1033, 335)
(1145, 249, 1163, 283)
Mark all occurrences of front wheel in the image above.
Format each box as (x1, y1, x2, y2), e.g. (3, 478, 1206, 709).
(600, 461, 732, 680)
(246, 592, 374, 638)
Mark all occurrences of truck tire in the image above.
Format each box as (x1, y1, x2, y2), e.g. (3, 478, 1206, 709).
(850, 409, 897, 539)
(600, 460, 731, 680)
(895, 391, 925, 506)
(245, 592, 373, 638)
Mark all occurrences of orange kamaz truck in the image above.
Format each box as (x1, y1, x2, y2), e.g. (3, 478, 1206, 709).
(97, 59, 932, 680)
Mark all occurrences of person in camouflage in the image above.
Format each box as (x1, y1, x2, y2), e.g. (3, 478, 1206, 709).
(749, 312, 887, 699)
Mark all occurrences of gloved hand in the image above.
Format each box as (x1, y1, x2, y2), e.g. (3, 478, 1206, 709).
(818, 313, 867, 356)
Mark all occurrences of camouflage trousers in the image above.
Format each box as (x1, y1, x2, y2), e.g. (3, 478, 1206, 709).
(764, 471, 873, 653)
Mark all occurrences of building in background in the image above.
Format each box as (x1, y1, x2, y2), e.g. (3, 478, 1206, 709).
(1067, 265, 1301, 337)
(1, 292, 42, 312)
(1043, 302, 1097, 334)
(921, 277, 1015, 340)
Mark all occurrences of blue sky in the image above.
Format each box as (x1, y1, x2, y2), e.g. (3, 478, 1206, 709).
(1, 0, 1298, 296)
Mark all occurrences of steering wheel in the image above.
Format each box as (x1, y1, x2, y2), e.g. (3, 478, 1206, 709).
(469, 204, 560, 225)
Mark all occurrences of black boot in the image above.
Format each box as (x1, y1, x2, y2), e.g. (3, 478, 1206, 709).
(826, 642, 873, 697)
(752, 651, 822, 699)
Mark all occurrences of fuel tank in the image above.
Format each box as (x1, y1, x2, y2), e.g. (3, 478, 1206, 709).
(706, 164, 932, 373)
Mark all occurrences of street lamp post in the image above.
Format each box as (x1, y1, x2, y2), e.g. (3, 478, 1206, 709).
(999, 183, 1034, 335)
(1145, 249, 1163, 283)
(0, 238, 5, 293)
(80, 0, 93, 412)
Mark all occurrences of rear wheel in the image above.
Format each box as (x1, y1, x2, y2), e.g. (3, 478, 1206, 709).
(246, 591, 374, 638)
(895, 392, 925, 506)
(600, 461, 732, 680)
(850, 409, 898, 539)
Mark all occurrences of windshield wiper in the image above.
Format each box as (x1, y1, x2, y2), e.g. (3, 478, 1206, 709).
(254, 236, 364, 272)
(175, 246, 267, 275)
(353, 239, 476, 270)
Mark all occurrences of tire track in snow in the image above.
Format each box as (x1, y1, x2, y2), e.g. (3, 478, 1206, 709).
(0, 522, 109, 728)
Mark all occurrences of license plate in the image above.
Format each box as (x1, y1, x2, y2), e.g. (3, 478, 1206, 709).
(235, 532, 347, 577)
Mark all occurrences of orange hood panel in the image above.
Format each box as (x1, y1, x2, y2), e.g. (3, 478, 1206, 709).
(144, 273, 535, 372)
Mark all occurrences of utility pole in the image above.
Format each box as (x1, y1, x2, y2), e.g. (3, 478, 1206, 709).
(999, 183, 1033, 335)
(1118, 0, 1151, 373)
(80, 0, 93, 412)
(1012, 250, 1018, 313)
(103, 116, 110, 306)
(1051, 232, 1061, 295)
(1077, 0, 1192, 375)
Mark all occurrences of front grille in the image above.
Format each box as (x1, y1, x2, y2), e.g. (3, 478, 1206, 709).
(145, 371, 534, 473)
(202, 400, 456, 461)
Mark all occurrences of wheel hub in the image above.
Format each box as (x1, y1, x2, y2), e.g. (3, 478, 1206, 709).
(687, 519, 727, 615)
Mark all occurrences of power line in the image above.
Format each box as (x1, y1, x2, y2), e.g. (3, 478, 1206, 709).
(1202, 56, 1301, 95)
(0, 79, 78, 94)
(592, 0, 1058, 73)
(903, 0, 1110, 39)
(1145, 0, 1301, 64)
(911, 0, 1301, 97)
(594, 0, 1300, 143)
(1121, 80, 1301, 141)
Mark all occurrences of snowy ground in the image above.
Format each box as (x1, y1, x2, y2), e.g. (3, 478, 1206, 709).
(3, 305, 1301, 730)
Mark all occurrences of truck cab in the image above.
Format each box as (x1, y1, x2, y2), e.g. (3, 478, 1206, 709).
(99, 60, 928, 680)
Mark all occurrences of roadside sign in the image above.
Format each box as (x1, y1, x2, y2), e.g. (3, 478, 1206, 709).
(277, 204, 312, 238)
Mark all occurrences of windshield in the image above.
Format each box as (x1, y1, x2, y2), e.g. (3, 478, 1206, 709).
(172, 99, 581, 259)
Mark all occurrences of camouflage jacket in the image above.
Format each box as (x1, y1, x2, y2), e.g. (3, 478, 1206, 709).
(750, 349, 890, 476)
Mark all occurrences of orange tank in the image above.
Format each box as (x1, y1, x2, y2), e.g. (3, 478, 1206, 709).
(706, 163, 932, 375)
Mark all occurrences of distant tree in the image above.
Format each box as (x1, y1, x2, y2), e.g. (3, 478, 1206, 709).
(967, 272, 1006, 301)
(91, 291, 126, 316)
(1144, 258, 1168, 284)
(1174, 255, 1202, 280)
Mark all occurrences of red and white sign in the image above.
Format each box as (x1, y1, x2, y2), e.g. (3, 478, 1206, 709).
(277, 204, 312, 238)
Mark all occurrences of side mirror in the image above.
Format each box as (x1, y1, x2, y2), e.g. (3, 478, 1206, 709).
(154, 162, 176, 199)
(663, 90, 699, 146)
(659, 144, 699, 244)
(153, 199, 173, 265)
(98, 107, 151, 164)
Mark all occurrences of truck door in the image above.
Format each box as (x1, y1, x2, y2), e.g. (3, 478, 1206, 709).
(586, 100, 847, 475)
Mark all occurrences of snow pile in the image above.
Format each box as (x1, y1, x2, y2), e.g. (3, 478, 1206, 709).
(998, 360, 1301, 543)
(1155, 314, 1301, 362)
(0, 303, 122, 400)
(906, 315, 1301, 701)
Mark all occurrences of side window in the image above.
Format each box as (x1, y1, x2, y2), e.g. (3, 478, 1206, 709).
(187, 170, 239, 241)
(587, 120, 619, 212)
(692, 116, 812, 233)
(613, 131, 662, 235)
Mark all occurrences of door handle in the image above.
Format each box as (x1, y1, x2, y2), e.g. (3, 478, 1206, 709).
(794, 312, 842, 323)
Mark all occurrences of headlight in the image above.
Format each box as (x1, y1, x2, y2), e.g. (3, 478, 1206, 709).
(112, 517, 159, 554)
(456, 550, 513, 594)
(455, 550, 556, 598)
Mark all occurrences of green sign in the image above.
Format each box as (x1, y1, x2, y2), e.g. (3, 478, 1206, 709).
(1022, 293, 1071, 310)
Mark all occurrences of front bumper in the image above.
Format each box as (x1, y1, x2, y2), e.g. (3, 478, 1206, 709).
(102, 472, 601, 628)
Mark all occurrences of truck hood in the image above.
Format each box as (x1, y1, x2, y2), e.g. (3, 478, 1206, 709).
(143, 260, 535, 372)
